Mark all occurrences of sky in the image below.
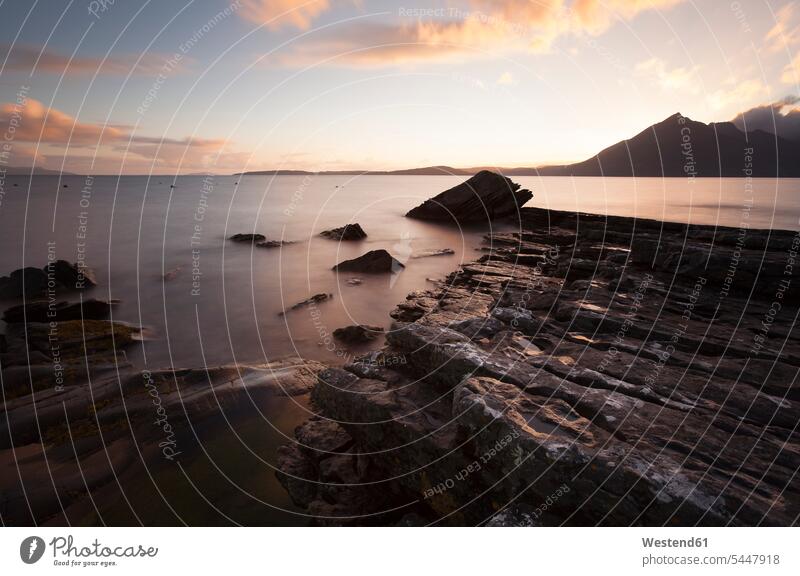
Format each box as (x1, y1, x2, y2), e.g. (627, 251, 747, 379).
(0, 0, 798, 174)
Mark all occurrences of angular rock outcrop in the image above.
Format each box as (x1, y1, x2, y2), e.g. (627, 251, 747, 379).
(332, 250, 405, 274)
(320, 223, 367, 241)
(406, 170, 532, 223)
(279, 206, 800, 526)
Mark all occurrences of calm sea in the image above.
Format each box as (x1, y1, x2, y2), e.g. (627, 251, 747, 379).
(1, 175, 798, 370)
(1, 174, 798, 524)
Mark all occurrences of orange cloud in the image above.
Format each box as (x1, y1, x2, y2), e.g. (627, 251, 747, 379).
(782, 53, 800, 85)
(570, 0, 685, 32)
(237, 0, 331, 30)
(265, 0, 688, 67)
(765, 4, 799, 53)
(707, 79, 770, 112)
(0, 98, 241, 173)
(0, 98, 127, 144)
(2, 44, 184, 76)
(635, 57, 700, 93)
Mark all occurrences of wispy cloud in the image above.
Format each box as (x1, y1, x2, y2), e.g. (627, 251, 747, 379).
(260, 0, 688, 68)
(781, 53, 799, 85)
(237, 0, 331, 30)
(635, 57, 700, 93)
(765, 4, 799, 52)
(0, 98, 240, 173)
(706, 79, 770, 111)
(2, 44, 185, 76)
(496, 71, 516, 85)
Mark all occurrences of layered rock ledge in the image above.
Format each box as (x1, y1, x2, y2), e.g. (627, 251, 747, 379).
(277, 207, 800, 526)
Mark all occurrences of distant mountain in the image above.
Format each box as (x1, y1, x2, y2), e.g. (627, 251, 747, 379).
(235, 165, 475, 176)
(536, 113, 800, 177)
(3, 166, 77, 176)
(236, 113, 800, 178)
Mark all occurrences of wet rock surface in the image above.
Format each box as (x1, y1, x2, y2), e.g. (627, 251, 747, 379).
(278, 206, 800, 526)
(406, 170, 532, 223)
(0, 356, 325, 525)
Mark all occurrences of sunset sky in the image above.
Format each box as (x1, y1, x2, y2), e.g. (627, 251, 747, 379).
(0, 0, 798, 174)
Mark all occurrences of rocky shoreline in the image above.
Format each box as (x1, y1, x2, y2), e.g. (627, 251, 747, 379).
(276, 206, 800, 526)
(2, 186, 799, 526)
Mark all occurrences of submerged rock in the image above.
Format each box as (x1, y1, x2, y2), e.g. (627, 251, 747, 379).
(332, 250, 405, 273)
(332, 324, 384, 344)
(320, 223, 367, 241)
(229, 234, 294, 248)
(411, 248, 455, 259)
(405, 170, 532, 224)
(256, 239, 294, 248)
(279, 293, 333, 316)
(229, 233, 266, 243)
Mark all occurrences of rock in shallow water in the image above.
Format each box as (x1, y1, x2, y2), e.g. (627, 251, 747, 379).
(278, 293, 333, 316)
(0, 261, 96, 299)
(229, 233, 266, 243)
(228, 233, 294, 248)
(332, 249, 405, 273)
(405, 170, 532, 224)
(320, 223, 367, 241)
(411, 248, 455, 259)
